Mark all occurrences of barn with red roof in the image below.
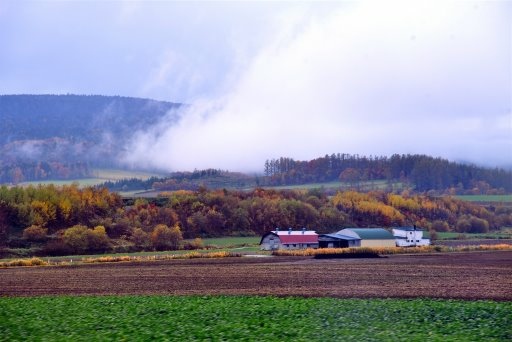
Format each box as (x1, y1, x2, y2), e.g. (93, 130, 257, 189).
(260, 228, 319, 250)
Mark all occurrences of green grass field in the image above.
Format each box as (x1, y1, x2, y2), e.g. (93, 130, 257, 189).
(455, 195, 512, 203)
(17, 169, 165, 188)
(266, 179, 404, 191)
(18, 178, 107, 188)
(435, 229, 512, 240)
(202, 236, 260, 247)
(1, 296, 509, 341)
(91, 169, 165, 180)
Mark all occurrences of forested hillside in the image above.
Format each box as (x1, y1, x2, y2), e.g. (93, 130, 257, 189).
(0, 94, 181, 183)
(264, 154, 512, 194)
(102, 155, 512, 195)
(1, 185, 510, 257)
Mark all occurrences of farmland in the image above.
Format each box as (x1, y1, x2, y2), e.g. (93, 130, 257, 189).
(1, 251, 511, 340)
(1, 251, 510, 300)
(2, 182, 512, 340)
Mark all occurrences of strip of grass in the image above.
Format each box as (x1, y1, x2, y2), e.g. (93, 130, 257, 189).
(91, 168, 165, 180)
(1, 296, 510, 341)
(455, 195, 512, 203)
(18, 178, 107, 188)
(435, 229, 512, 240)
(201, 236, 260, 247)
(266, 179, 404, 191)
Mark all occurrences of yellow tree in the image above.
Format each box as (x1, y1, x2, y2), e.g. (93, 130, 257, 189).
(151, 224, 183, 251)
(88, 226, 111, 252)
(62, 225, 89, 253)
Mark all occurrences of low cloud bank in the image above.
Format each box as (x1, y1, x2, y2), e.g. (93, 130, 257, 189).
(121, 2, 511, 172)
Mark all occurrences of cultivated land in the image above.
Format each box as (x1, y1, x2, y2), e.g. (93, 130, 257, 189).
(1, 251, 511, 300)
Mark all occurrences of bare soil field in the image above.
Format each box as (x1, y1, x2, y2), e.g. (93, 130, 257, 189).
(1, 251, 511, 300)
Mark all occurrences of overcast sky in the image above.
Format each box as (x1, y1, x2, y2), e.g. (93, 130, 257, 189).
(1, 1, 511, 172)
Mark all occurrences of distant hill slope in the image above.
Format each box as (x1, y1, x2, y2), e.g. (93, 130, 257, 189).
(0, 94, 182, 183)
(0, 94, 181, 143)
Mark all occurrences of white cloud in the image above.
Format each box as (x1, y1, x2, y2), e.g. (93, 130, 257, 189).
(122, 1, 511, 171)
(7, 1, 508, 171)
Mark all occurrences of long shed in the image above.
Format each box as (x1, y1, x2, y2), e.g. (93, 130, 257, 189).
(332, 228, 395, 248)
(318, 232, 361, 248)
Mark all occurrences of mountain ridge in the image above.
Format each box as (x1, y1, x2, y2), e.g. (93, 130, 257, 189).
(0, 94, 182, 182)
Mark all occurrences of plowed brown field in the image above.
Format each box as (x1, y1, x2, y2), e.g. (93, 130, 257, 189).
(1, 251, 511, 300)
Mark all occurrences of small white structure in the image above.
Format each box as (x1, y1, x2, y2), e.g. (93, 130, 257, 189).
(393, 227, 430, 247)
(260, 228, 318, 250)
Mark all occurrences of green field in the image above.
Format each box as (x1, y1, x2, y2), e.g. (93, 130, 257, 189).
(18, 178, 107, 188)
(266, 179, 405, 191)
(91, 169, 165, 180)
(17, 169, 165, 188)
(1, 296, 509, 341)
(435, 229, 512, 240)
(455, 195, 512, 203)
(202, 236, 260, 247)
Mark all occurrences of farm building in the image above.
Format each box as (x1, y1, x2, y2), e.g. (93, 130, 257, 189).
(318, 232, 361, 248)
(260, 228, 319, 250)
(393, 227, 430, 247)
(320, 228, 396, 248)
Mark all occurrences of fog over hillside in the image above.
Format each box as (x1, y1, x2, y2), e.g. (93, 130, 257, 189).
(118, 2, 511, 172)
(1, 2, 511, 172)
(0, 95, 181, 167)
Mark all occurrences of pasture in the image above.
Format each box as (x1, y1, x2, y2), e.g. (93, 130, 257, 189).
(266, 179, 405, 192)
(455, 195, 512, 203)
(1, 251, 510, 340)
(17, 168, 165, 188)
(435, 229, 512, 240)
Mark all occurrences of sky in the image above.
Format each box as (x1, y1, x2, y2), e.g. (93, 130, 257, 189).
(1, 1, 511, 172)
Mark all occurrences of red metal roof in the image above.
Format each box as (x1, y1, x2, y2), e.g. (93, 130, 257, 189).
(278, 234, 318, 244)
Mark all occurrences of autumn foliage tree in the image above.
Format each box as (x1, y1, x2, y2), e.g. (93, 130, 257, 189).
(22, 225, 48, 242)
(62, 224, 111, 254)
(131, 227, 150, 249)
(0, 183, 507, 257)
(62, 225, 90, 253)
(151, 224, 183, 251)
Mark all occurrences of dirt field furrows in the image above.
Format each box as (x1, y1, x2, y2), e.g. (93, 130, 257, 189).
(1, 251, 511, 300)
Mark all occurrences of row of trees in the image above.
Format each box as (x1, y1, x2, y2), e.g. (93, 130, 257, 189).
(101, 170, 256, 192)
(99, 154, 512, 195)
(263, 154, 512, 193)
(1, 185, 510, 256)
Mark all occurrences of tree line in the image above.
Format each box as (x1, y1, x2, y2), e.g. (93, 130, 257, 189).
(263, 153, 512, 193)
(102, 170, 257, 192)
(1, 184, 510, 257)
(102, 154, 512, 195)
